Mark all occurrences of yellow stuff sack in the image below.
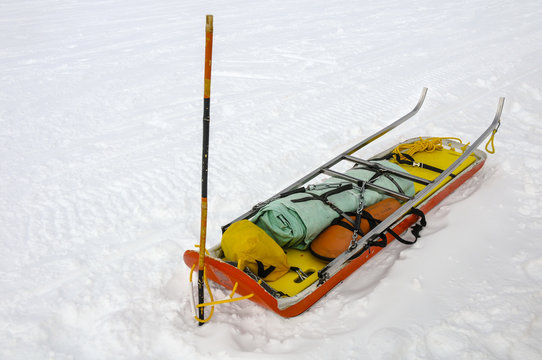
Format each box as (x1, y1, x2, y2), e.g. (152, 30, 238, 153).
(221, 220, 290, 282)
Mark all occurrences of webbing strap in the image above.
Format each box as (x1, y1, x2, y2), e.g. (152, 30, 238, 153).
(339, 207, 427, 248)
(255, 260, 276, 278)
(291, 184, 355, 224)
(386, 208, 427, 245)
(388, 153, 456, 179)
(332, 210, 379, 234)
(357, 162, 406, 195)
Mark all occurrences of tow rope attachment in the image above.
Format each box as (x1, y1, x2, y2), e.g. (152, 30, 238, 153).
(391, 137, 469, 161)
(189, 246, 254, 324)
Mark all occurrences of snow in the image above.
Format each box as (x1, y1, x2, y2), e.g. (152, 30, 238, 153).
(1, 0, 542, 358)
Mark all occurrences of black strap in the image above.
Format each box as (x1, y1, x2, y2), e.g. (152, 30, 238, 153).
(409, 207, 427, 239)
(380, 172, 406, 194)
(386, 228, 416, 245)
(255, 260, 276, 278)
(251, 187, 307, 212)
(386, 208, 427, 245)
(242, 265, 289, 298)
(368, 233, 388, 248)
(279, 187, 307, 198)
(366, 165, 406, 195)
(388, 153, 456, 179)
(292, 184, 354, 204)
(332, 210, 380, 234)
(336, 207, 427, 246)
(292, 184, 355, 224)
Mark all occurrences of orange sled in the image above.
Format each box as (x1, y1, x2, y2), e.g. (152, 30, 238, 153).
(184, 88, 504, 318)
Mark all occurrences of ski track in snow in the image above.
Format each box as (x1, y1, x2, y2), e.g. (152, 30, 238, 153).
(1, 0, 542, 359)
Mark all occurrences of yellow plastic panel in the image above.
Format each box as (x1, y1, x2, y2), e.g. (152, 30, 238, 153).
(391, 148, 476, 194)
(266, 249, 328, 297)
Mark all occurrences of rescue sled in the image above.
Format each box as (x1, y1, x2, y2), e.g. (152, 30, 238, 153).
(184, 88, 504, 318)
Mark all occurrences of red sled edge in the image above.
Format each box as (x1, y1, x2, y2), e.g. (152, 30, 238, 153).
(183, 157, 486, 318)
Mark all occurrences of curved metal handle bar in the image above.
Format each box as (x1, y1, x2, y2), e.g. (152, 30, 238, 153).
(278, 87, 428, 192)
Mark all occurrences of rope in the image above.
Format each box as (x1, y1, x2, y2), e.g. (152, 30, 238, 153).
(189, 247, 255, 324)
(189, 264, 215, 323)
(485, 129, 497, 154)
(196, 292, 255, 308)
(391, 137, 465, 161)
(195, 244, 210, 255)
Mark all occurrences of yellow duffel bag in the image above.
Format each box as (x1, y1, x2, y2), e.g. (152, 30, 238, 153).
(221, 220, 290, 282)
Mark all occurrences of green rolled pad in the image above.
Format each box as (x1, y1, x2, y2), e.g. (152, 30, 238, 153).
(252, 161, 415, 250)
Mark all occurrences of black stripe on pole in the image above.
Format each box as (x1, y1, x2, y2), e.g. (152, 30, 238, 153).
(202, 98, 210, 197)
(198, 14, 213, 325)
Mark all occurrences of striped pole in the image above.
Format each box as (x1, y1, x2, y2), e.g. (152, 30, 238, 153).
(198, 14, 213, 325)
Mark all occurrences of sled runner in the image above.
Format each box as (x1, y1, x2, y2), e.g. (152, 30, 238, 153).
(184, 88, 504, 319)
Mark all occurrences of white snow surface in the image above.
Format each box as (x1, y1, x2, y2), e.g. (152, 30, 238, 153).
(2, 0, 542, 359)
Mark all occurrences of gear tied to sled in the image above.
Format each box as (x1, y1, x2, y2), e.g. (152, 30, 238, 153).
(186, 16, 505, 324)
